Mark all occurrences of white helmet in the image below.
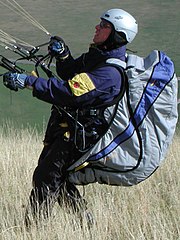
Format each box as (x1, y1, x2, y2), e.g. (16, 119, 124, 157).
(101, 9, 138, 43)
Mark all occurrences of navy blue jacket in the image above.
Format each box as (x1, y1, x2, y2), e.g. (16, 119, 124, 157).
(25, 45, 126, 109)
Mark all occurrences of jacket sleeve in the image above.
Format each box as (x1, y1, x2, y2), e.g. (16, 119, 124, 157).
(55, 53, 84, 80)
(25, 66, 122, 108)
(26, 75, 75, 106)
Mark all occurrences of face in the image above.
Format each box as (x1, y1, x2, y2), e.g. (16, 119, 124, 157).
(93, 20, 112, 45)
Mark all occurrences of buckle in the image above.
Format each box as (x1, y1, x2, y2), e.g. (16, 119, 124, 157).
(89, 109, 97, 116)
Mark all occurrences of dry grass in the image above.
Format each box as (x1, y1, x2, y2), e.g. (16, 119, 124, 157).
(0, 124, 179, 240)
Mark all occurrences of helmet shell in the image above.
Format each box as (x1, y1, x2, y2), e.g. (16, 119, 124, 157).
(101, 9, 138, 43)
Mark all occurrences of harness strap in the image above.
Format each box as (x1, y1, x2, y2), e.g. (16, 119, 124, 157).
(106, 58, 126, 69)
(55, 60, 127, 152)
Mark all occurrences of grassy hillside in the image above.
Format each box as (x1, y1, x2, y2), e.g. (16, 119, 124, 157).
(0, 125, 179, 239)
(0, 0, 179, 129)
(0, 83, 50, 131)
(0, 63, 51, 130)
(0, 2, 179, 239)
(0, 0, 179, 67)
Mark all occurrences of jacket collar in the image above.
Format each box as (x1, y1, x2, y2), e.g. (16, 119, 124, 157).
(80, 44, 126, 72)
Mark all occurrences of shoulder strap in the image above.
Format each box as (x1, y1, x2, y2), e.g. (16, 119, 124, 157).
(106, 58, 126, 69)
(89, 60, 127, 110)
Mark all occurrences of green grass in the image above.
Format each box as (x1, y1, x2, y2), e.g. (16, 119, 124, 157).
(0, 62, 53, 131)
(0, 86, 50, 131)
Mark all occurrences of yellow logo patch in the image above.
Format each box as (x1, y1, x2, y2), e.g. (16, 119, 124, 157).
(68, 73, 95, 96)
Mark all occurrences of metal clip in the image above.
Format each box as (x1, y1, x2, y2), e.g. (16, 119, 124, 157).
(89, 109, 97, 116)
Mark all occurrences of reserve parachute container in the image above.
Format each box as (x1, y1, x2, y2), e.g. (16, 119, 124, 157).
(68, 50, 178, 186)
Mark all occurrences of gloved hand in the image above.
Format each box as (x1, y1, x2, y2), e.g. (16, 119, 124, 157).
(3, 72, 27, 91)
(48, 36, 69, 60)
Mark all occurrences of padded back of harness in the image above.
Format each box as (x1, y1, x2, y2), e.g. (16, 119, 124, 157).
(68, 50, 178, 186)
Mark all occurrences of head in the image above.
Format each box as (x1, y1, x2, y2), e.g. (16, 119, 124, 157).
(93, 8, 138, 50)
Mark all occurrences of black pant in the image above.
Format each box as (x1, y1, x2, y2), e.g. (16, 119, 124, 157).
(25, 105, 105, 226)
(25, 134, 86, 226)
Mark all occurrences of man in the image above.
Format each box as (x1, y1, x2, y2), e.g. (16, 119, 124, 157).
(3, 9, 138, 226)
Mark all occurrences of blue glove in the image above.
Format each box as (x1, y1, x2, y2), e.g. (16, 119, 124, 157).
(48, 36, 69, 60)
(3, 72, 27, 91)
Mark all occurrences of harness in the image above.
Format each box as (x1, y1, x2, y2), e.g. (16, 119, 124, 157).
(56, 61, 126, 152)
(67, 58, 143, 172)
